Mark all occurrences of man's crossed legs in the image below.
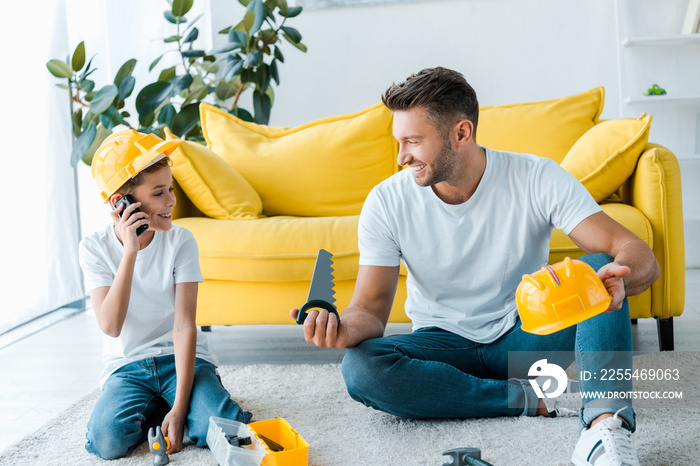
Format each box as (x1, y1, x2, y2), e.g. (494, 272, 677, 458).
(341, 254, 639, 465)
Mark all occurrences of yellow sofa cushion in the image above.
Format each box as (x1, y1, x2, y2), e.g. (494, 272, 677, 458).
(200, 102, 399, 217)
(549, 203, 653, 263)
(174, 215, 361, 282)
(477, 87, 605, 163)
(165, 128, 262, 220)
(560, 114, 652, 202)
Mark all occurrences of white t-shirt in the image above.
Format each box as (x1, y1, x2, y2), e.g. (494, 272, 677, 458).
(358, 147, 602, 343)
(79, 223, 217, 387)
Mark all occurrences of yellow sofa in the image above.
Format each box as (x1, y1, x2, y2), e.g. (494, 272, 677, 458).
(170, 87, 685, 351)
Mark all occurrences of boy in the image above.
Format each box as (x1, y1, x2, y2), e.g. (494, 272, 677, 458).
(79, 129, 251, 460)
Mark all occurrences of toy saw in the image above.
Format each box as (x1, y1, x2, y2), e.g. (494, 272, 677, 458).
(296, 249, 340, 324)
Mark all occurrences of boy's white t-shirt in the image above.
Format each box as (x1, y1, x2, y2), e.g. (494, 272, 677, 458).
(358, 147, 602, 344)
(79, 223, 217, 387)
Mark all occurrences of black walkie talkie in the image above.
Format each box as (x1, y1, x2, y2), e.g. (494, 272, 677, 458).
(113, 194, 148, 236)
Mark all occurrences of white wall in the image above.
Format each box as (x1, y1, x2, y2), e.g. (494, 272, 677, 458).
(210, 0, 621, 125)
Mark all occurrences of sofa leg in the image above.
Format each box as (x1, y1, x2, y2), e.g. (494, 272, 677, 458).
(655, 317, 674, 352)
(201, 326, 212, 332)
(631, 319, 638, 325)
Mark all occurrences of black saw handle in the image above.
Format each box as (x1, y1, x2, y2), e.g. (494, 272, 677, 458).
(296, 299, 340, 325)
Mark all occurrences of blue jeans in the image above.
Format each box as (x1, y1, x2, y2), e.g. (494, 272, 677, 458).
(85, 355, 252, 460)
(342, 254, 635, 432)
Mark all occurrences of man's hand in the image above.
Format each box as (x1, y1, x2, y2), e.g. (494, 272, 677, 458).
(161, 407, 187, 454)
(597, 262, 630, 313)
(290, 308, 352, 348)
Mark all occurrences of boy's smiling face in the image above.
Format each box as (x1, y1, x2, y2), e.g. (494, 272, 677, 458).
(128, 165, 176, 231)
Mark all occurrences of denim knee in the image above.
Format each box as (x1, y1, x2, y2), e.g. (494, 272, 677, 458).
(577, 253, 614, 271)
(85, 419, 138, 460)
(341, 340, 382, 402)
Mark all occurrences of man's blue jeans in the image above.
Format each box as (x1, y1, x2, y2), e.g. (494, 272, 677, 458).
(85, 355, 252, 460)
(341, 254, 635, 432)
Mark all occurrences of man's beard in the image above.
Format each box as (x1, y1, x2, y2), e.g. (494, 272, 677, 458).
(414, 139, 457, 187)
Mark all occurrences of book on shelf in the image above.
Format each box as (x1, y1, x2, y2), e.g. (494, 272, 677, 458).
(682, 0, 700, 34)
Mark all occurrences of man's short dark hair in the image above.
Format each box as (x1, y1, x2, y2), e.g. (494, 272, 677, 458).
(382, 67, 479, 140)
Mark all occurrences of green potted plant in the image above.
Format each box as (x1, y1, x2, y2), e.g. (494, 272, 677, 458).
(47, 0, 306, 166)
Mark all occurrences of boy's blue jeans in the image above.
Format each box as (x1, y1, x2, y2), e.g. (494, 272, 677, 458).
(85, 355, 251, 460)
(341, 254, 635, 432)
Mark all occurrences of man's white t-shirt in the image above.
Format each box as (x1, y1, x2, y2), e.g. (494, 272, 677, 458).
(358, 147, 602, 343)
(79, 223, 217, 387)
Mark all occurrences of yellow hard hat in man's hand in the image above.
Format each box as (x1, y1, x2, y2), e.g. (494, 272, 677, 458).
(516, 257, 611, 335)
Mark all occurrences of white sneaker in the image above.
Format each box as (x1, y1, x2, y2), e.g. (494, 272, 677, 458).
(542, 378, 581, 417)
(571, 407, 639, 466)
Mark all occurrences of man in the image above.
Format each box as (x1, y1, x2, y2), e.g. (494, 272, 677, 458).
(290, 67, 659, 465)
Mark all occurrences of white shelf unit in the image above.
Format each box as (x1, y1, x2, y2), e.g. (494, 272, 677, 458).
(615, 0, 700, 267)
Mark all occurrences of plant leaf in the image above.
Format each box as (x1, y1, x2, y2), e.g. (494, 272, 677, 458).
(82, 125, 112, 166)
(158, 66, 177, 83)
(89, 84, 119, 115)
(257, 63, 271, 93)
(181, 49, 205, 58)
(171, 103, 201, 137)
(183, 27, 199, 43)
(280, 5, 302, 17)
(78, 78, 95, 94)
(209, 42, 243, 55)
(243, 50, 263, 67)
(114, 58, 137, 86)
(222, 55, 244, 81)
(117, 75, 136, 100)
(72, 109, 83, 138)
(172, 0, 194, 17)
(136, 81, 174, 125)
(164, 35, 183, 43)
(150, 54, 164, 72)
(163, 10, 186, 24)
(270, 59, 279, 85)
(47, 59, 73, 79)
(170, 74, 194, 95)
(183, 13, 203, 33)
(284, 37, 307, 52)
(246, 0, 265, 35)
(281, 26, 301, 43)
(182, 84, 209, 106)
(215, 81, 238, 101)
(274, 46, 285, 63)
(158, 103, 176, 128)
(253, 89, 271, 125)
(71, 41, 86, 71)
(231, 106, 254, 122)
(71, 123, 96, 166)
(234, 10, 255, 33)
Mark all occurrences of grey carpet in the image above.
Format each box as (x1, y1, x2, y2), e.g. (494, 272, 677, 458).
(1, 351, 698, 465)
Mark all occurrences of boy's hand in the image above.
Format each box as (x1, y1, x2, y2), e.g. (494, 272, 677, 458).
(110, 202, 149, 253)
(597, 262, 630, 313)
(161, 408, 187, 454)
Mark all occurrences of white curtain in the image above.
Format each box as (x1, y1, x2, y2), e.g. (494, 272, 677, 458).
(0, 0, 215, 334)
(0, 0, 84, 334)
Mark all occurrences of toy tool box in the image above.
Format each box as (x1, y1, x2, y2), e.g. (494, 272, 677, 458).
(207, 417, 309, 466)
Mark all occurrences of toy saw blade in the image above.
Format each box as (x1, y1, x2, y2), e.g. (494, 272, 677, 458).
(306, 249, 336, 307)
(296, 249, 339, 324)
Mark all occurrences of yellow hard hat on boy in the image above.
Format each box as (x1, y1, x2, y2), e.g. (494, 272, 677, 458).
(91, 129, 182, 203)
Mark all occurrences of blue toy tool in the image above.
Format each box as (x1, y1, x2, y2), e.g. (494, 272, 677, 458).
(296, 249, 340, 324)
(148, 426, 170, 466)
(443, 447, 494, 466)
